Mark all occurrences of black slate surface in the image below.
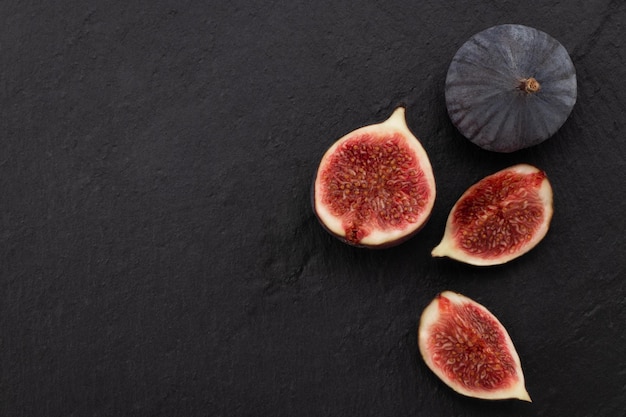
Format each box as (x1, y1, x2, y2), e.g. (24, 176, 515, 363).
(1, 1, 625, 416)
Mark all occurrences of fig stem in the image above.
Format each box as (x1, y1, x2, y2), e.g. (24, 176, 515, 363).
(519, 77, 541, 94)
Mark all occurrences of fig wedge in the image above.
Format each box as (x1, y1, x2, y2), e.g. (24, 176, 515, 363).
(432, 164, 553, 265)
(418, 291, 531, 401)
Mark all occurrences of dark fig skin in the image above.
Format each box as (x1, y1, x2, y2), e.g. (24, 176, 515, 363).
(446, 24, 577, 152)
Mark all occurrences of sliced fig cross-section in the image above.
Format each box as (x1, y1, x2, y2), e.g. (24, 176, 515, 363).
(418, 291, 531, 402)
(432, 164, 553, 265)
(313, 107, 436, 248)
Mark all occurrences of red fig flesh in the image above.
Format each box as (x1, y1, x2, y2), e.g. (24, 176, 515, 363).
(313, 107, 436, 248)
(432, 164, 553, 265)
(418, 291, 531, 401)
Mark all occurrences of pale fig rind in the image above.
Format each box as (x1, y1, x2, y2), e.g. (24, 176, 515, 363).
(418, 291, 531, 402)
(313, 107, 436, 248)
(432, 164, 553, 266)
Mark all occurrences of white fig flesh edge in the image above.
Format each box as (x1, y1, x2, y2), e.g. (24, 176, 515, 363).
(418, 291, 531, 402)
(314, 107, 436, 247)
(431, 164, 553, 265)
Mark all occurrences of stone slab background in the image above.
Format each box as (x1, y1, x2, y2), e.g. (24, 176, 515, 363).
(1, 1, 625, 416)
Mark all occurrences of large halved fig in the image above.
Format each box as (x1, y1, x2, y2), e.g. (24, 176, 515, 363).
(418, 291, 531, 402)
(432, 164, 553, 266)
(446, 24, 577, 152)
(313, 107, 436, 248)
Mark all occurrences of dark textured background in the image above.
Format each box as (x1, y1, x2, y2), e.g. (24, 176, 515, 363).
(1, 1, 625, 416)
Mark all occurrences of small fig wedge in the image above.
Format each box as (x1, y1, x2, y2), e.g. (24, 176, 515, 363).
(432, 164, 553, 265)
(418, 291, 531, 402)
(313, 107, 436, 248)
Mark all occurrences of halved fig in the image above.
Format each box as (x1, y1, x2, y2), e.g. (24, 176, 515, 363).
(313, 107, 436, 248)
(432, 164, 553, 265)
(418, 291, 531, 402)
